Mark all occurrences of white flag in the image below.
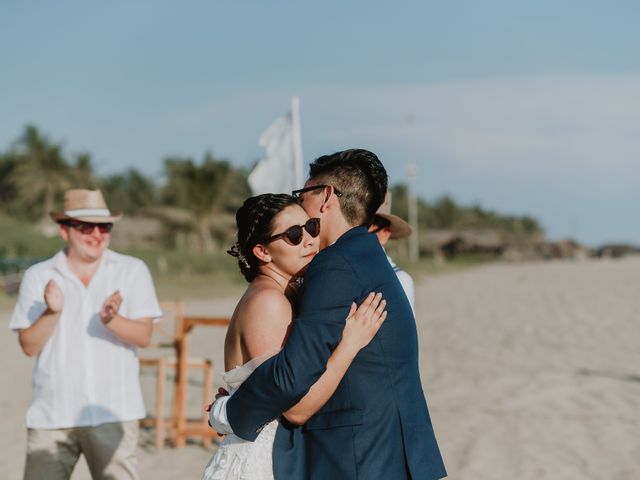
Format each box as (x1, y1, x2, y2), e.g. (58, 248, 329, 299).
(248, 97, 303, 195)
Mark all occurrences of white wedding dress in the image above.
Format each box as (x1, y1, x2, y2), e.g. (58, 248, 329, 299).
(202, 353, 279, 480)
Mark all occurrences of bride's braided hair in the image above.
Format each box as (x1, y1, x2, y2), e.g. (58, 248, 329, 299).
(228, 193, 299, 282)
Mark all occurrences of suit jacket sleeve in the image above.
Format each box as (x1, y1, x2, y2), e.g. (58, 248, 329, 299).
(227, 249, 359, 441)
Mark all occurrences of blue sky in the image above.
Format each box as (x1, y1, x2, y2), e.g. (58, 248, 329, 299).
(1, 1, 639, 246)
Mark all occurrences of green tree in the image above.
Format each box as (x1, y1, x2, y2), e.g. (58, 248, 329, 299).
(389, 184, 409, 219)
(0, 153, 18, 213)
(432, 195, 459, 228)
(71, 152, 97, 188)
(8, 125, 71, 221)
(100, 169, 157, 214)
(156, 153, 250, 252)
(521, 215, 542, 234)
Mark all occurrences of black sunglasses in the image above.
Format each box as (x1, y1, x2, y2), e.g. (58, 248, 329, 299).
(291, 184, 343, 199)
(268, 218, 320, 245)
(63, 221, 113, 234)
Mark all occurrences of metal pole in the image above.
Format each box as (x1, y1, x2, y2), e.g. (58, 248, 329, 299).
(406, 163, 419, 261)
(405, 113, 419, 261)
(291, 96, 304, 188)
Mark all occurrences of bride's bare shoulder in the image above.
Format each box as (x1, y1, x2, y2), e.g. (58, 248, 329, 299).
(235, 282, 292, 327)
(232, 281, 293, 357)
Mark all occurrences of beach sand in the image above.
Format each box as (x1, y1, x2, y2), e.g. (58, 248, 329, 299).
(1, 258, 639, 479)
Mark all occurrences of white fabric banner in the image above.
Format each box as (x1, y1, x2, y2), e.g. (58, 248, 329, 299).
(248, 112, 298, 195)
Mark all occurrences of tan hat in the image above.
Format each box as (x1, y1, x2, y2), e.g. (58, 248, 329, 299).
(49, 189, 123, 224)
(373, 192, 412, 240)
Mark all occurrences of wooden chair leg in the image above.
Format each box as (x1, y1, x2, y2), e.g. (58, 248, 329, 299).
(155, 359, 167, 450)
(202, 360, 213, 448)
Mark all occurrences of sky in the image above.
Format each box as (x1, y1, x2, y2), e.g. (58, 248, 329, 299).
(1, 1, 639, 246)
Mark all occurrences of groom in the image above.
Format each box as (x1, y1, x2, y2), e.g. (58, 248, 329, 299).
(211, 149, 446, 479)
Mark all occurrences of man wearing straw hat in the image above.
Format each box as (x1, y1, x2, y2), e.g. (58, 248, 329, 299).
(9, 189, 162, 480)
(369, 193, 415, 314)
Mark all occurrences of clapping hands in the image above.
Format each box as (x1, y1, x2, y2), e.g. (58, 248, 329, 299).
(44, 279, 64, 313)
(100, 290, 122, 325)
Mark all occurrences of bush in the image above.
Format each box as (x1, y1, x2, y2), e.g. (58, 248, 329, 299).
(121, 247, 242, 277)
(0, 215, 63, 258)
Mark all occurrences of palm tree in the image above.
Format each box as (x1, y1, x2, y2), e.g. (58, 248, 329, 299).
(0, 153, 18, 213)
(154, 154, 249, 253)
(9, 125, 71, 221)
(71, 152, 96, 188)
(433, 195, 459, 228)
(100, 168, 157, 214)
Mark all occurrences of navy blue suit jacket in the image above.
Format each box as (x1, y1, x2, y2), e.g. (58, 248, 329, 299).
(227, 227, 446, 479)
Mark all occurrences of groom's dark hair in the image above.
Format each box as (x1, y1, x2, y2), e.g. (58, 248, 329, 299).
(308, 149, 388, 226)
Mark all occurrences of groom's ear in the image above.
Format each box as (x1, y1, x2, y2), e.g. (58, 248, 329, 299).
(320, 185, 340, 214)
(252, 244, 272, 263)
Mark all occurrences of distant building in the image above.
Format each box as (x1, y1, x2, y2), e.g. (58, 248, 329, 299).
(596, 243, 640, 258)
(421, 229, 506, 260)
(536, 239, 594, 260)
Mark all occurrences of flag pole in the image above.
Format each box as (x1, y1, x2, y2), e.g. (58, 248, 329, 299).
(406, 113, 419, 262)
(291, 96, 304, 188)
(406, 163, 419, 262)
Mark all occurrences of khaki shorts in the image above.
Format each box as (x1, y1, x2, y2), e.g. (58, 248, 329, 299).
(24, 420, 139, 480)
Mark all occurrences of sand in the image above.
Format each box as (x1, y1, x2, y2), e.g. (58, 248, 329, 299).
(1, 258, 639, 479)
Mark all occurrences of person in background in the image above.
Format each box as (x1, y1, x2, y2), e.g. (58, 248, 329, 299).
(9, 189, 162, 480)
(369, 192, 415, 314)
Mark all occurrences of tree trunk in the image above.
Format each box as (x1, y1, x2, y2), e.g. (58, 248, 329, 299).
(197, 217, 215, 253)
(43, 184, 55, 220)
(210, 169, 235, 214)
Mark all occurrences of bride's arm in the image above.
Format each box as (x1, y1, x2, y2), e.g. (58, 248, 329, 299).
(283, 292, 386, 425)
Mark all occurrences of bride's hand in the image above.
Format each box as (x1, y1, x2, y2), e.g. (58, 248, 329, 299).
(341, 292, 387, 353)
(206, 388, 230, 436)
(205, 387, 229, 413)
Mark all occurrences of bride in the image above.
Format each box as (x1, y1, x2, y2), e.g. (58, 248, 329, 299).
(202, 193, 386, 480)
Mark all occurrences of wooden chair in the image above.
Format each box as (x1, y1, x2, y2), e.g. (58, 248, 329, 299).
(173, 315, 230, 448)
(139, 301, 214, 449)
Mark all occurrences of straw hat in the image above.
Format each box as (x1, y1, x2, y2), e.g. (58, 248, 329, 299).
(49, 189, 123, 223)
(374, 192, 412, 240)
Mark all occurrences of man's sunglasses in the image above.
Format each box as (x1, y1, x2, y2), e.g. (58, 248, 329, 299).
(268, 218, 320, 246)
(63, 221, 113, 234)
(291, 184, 343, 199)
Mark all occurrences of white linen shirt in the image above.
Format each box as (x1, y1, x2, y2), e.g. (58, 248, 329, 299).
(386, 254, 415, 315)
(9, 249, 162, 429)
